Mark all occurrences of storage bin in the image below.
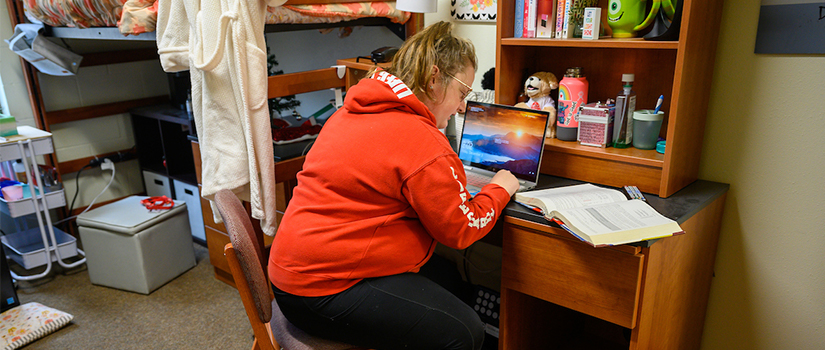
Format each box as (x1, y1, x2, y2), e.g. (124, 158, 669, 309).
(173, 179, 205, 241)
(142, 170, 172, 198)
(0, 188, 66, 218)
(76, 196, 196, 294)
(1, 227, 77, 270)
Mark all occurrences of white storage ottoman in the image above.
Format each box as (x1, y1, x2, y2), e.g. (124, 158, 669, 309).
(76, 196, 196, 294)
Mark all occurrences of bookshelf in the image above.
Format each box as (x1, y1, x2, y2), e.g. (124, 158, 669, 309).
(496, 0, 724, 197)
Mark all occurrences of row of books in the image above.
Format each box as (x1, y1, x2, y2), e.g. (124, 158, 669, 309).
(515, 0, 601, 39)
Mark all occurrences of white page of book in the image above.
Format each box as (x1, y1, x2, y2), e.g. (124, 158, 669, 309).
(558, 199, 675, 236)
(521, 183, 626, 212)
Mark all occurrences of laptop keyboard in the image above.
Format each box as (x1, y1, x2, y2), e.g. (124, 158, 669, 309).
(466, 172, 492, 189)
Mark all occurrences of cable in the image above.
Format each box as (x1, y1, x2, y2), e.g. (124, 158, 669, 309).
(79, 160, 115, 216)
(55, 161, 116, 225)
(68, 164, 92, 215)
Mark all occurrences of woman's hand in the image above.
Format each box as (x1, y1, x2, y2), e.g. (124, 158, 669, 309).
(490, 170, 520, 196)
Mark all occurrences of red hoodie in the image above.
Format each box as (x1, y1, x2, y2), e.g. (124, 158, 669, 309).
(268, 71, 512, 297)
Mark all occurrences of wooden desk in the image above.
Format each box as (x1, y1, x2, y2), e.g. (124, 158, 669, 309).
(499, 178, 728, 349)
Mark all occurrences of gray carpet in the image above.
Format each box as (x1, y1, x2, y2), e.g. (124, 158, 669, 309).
(11, 243, 255, 349)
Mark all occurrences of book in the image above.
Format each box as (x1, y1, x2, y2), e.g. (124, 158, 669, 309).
(535, 0, 555, 38)
(525, 0, 538, 38)
(581, 7, 601, 40)
(560, 0, 573, 38)
(554, 0, 566, 38)
(515, 184, 685, 247)
(514, 0, 524, 38)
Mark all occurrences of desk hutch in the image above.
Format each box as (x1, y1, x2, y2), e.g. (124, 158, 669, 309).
(494, 0, 726, 348)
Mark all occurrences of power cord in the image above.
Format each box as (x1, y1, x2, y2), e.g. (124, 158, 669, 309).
(68, 164, 93, 215)
(55, 159, 117, 226)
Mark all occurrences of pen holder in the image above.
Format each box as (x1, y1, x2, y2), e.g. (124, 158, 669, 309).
(632, 110, 664, 150)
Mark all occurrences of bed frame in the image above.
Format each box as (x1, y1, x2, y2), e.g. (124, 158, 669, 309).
(4, 0, 421, 208)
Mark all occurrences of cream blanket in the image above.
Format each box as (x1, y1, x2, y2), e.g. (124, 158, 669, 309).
(156, 0, 286, 236)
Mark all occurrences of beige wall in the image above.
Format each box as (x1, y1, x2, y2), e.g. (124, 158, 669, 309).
(429, 0, 824, 348)
(699, 1, 824, 349)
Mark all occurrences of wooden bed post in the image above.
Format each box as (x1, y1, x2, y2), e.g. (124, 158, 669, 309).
(405, 13, 424, 38)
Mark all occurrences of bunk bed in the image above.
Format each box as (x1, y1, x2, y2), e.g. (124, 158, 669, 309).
(4, 0, 420, 281)
(5, 0, 420, 188)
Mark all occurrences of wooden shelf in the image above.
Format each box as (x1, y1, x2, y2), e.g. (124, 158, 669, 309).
(495, 0, 723, 197)
(545, 138, 664, 167)
(500, 37, 679, 50)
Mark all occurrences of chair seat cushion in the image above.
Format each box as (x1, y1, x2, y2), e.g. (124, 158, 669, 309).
(270, 299, 356, 350)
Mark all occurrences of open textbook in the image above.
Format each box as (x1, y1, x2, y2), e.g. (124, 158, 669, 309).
(515, 184, 684, 247)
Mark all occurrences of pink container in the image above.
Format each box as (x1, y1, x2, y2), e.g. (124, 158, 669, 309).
(556, 67, 588, 141)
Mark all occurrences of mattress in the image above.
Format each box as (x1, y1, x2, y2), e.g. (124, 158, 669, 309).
(22, 0, 410, 36)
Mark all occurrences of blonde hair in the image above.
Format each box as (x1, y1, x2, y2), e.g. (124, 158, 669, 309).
(373, 21, 477, 102)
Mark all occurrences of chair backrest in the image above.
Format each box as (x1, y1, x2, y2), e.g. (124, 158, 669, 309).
(216, 189, 361, 350)
(215, 189, 278, 350)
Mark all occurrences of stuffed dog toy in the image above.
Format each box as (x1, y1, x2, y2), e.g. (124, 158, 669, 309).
(515, 72, 559, 138)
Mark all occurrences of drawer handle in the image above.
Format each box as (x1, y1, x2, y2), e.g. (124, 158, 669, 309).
(185, 189, 193, 195)
(154, 179, 164, 185)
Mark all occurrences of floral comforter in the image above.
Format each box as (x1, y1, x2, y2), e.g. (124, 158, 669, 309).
(22, 0, 409, 36)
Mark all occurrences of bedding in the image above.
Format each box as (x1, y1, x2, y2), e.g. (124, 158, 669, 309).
(22, 0, 409, 36)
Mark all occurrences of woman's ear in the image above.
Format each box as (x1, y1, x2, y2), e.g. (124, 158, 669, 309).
(430, 65, 441, 87)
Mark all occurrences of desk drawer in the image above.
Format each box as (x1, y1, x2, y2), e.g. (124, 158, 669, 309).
(502, 223, 644, 328)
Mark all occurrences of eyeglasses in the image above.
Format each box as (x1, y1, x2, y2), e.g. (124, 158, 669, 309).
(443, 71, 473, 100)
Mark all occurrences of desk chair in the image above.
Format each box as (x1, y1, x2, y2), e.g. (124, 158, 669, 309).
(215, 189, 361, 350)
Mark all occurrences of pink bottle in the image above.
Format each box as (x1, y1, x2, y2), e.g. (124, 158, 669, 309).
(556, 67, 588, 141)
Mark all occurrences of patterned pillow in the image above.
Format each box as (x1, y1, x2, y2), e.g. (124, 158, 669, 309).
(0, 302, 73, 350)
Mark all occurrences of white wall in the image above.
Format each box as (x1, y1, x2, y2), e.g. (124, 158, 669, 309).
(425, 2, 498, 91)
(0, 0, 34, 126)
(428, 0, 824, 348)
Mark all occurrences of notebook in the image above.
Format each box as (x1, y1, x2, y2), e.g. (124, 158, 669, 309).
(457, 101, 550, 193)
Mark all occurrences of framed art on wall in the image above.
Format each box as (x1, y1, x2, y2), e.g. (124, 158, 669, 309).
(452, 0, 497, 22)
(755, 0, 825, 54)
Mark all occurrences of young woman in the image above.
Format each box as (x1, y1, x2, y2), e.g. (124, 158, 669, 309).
(268, 21, 519, 350)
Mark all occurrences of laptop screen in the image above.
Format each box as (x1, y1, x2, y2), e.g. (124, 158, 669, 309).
(457, 101, 550, 182)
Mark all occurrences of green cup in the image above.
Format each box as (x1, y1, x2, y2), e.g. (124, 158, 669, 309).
(607, 0, 661, 38)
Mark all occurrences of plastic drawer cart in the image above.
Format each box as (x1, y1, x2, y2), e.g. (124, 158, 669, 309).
(0, 126, 84, 281)
(76, 196, 196, 294)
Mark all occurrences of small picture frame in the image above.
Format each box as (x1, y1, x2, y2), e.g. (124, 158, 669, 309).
(452, 0, 497, 22)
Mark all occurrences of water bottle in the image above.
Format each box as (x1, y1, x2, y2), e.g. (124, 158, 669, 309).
(556, 67, 588, 141)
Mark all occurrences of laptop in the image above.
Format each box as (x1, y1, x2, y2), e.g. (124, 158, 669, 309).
(457, 101, 550, 193)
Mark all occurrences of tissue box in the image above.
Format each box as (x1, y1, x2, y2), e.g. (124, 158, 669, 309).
(0, 114, 18, 137)
(577, 102, 615, 147)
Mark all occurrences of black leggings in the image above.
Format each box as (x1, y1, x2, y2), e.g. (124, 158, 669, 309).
(271, 273, 485, 350)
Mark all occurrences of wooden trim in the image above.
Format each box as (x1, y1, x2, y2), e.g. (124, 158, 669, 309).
(660, 0, 725, 197)
(631, 193, 727, 348)
(405, 13, 425, 38)
(267, 68, 345, 98)
(44, 96, 169, 125)
(80, 48, 159, 67)
(58, 148, 137, 175)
